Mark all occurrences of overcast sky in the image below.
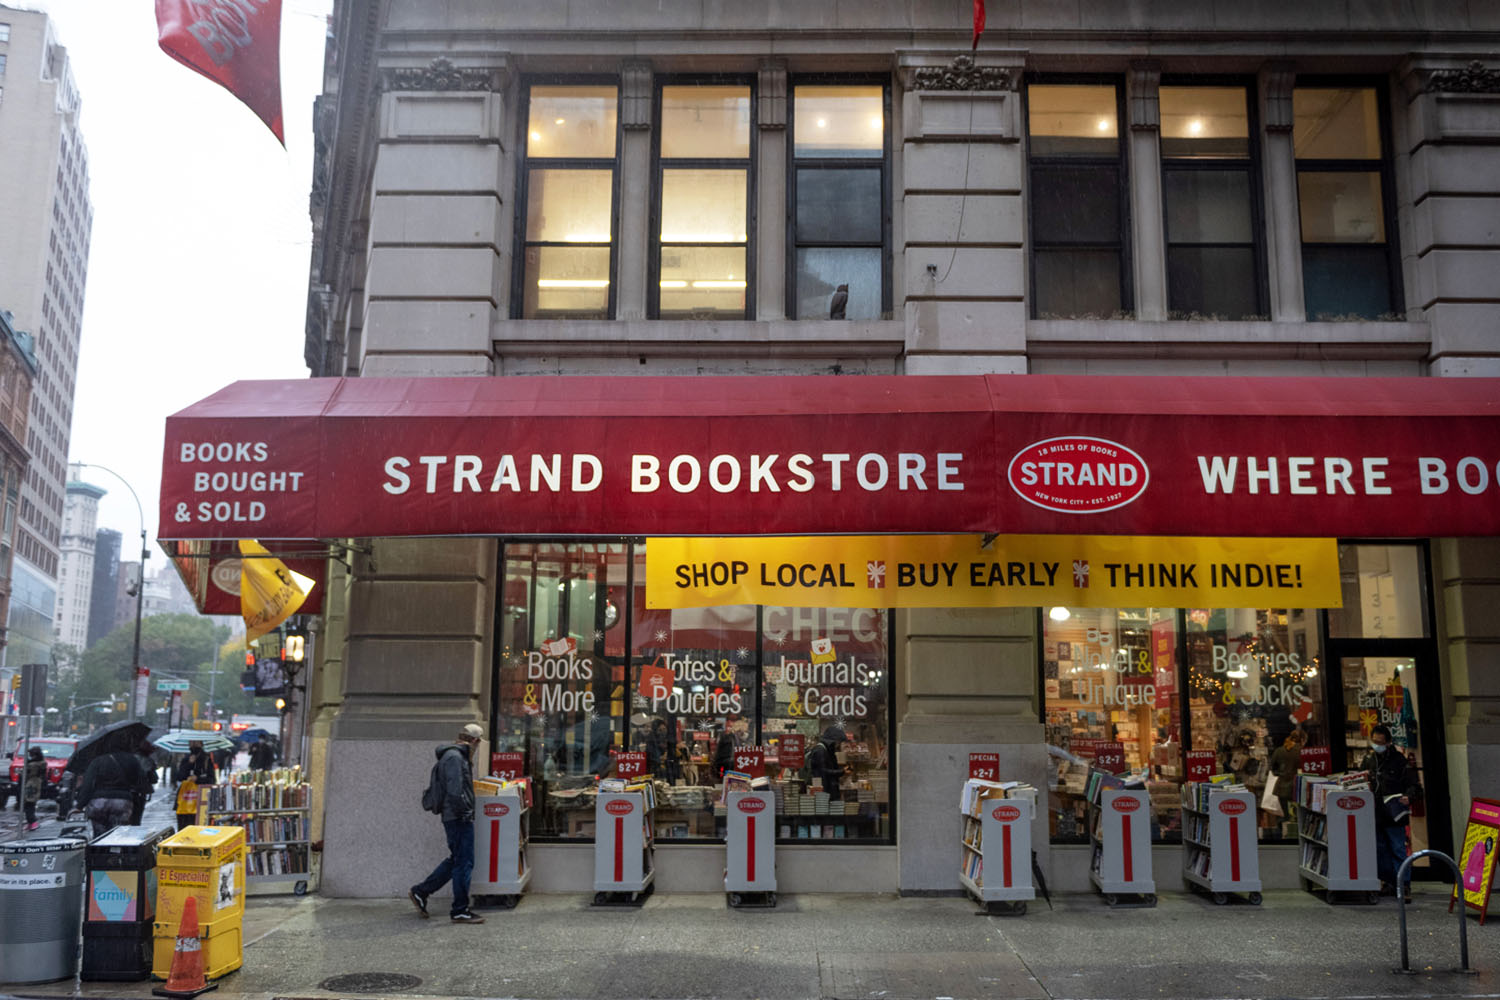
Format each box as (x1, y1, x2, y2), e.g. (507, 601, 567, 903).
(18, 0, 330, 562)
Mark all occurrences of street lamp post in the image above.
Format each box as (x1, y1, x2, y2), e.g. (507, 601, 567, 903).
(76, 462, 148, 723)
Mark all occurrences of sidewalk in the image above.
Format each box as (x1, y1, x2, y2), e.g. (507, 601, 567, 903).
(5, 886, 1496, 1000)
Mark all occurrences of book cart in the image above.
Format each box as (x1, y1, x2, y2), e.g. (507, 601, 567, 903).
(471, 778, 531, 909)
(959, 779, 1035, 915)
(198, 769, 316, 896)
(1180, 782, 1262, 905)
(1087, 771, 1156, 906)
(1296, 773, 1379, 904)
(592, 782, 656, 906)
(725, 790, 777, 907)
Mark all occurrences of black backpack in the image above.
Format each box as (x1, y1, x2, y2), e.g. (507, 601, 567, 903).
(421, 754, 448, 814)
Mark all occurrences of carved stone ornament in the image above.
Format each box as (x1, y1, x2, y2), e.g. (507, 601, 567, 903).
(1426, 61, 1500, 94)
(908, 55, 1013, 93)
(382, 57, 498, 92)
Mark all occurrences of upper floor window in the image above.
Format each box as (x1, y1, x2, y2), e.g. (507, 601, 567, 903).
(516, 84, 619, 319)
(1159, 83, 1265, 319)
(652, 81, 752, 319)
(789, 82, 889, 320)
(0, 23, 11, 43)
(0, 54, 8, 77)
(1293, 86, 1398, 319)
(1027, 82, 1130, 318)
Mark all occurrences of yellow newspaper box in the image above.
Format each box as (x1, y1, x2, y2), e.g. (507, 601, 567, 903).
(151, 914, 243, 980)
(153, 826, 245, 955)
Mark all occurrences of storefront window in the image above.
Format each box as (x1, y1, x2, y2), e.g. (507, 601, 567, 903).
(761, 606, 892, 841)
(1044, 607, 1179, 842)
(497, 542, 630, 838)
(496, 541, 892, 843)
(1184, 607, 1326, 843)
(1045, 605, 1323, 845)
(1327, 543, 1428, 638)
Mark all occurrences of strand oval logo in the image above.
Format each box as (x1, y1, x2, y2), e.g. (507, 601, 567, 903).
(737, 797, 767, 814)
(605, 799, 634, 816)
(1007, 436, 1149, 514)
(1218, 799, 1247, 816)
(1336, 795, 1366, 811)
(1111, 796, 1141, 813)
(483, 803, 510, 817)
(991, 804, 1022, 822)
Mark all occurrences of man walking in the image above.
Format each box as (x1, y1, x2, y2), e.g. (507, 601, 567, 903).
(410, 723, 485, 923)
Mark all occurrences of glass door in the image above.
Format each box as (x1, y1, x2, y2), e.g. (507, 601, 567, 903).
(1336, 654, 1432, 861)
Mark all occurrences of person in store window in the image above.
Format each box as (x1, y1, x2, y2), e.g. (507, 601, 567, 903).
(646, 718, 680, 784)
(1268, 728, 1306, 820)
(806, 725, 850, 802)
(1361, 723, 1422, 899)
(713, 718, 748, 779)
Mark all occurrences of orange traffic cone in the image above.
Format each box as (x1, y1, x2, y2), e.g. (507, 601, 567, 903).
(153, 895, 218, 998)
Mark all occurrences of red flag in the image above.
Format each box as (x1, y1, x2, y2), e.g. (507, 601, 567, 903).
(972, 0, 986, 49)
(156, 0, 285, 146)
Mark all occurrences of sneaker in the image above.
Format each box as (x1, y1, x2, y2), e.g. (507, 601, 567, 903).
(408, 887, 429, 918)
(27, 822, 39, 831)
(450, 909, 485, 924)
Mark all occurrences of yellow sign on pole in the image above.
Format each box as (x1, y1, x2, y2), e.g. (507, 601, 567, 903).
(239, 539, 315, 643)
(646, 535, 1342, 610)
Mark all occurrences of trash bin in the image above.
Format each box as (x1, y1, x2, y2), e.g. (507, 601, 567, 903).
(83, 824, 173, 981)
(152, 825, 245, 981)
(0, 835, 88, 985)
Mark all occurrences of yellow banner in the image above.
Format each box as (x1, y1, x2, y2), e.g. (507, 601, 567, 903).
(646, 535, 1341, 610)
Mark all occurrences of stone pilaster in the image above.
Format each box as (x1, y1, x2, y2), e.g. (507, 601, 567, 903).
(895, 604, 1045, 892)
(1259, 62, 1305, 322)
(757, 60, 789, 321)
(1399, 59, 1500, 376)
(321, 537, 498, 896)
(1127, 61, 1166, 322)
(304, 554, 348, 843)
(360, 57, 508, 376)
(617, 61, 654, 321)
(896, 51, 1027, 375)
(1434, 538, 1500, 851)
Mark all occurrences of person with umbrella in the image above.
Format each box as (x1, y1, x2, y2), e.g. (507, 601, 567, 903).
(76, 736, 153, 837)
(249, 737, 277, 772)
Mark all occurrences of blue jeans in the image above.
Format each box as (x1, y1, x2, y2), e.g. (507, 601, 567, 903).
(415, 818, 474, 915)
(1375, 823, 1409, 887)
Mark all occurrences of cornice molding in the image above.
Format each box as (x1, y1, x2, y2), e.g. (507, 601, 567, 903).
(907, 55, 1015, 93)
(1426, 60, 1500, 94)
(380, 57, 505, 93)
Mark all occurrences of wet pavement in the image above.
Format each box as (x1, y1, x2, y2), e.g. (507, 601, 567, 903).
(3, 883, 1495, 1000)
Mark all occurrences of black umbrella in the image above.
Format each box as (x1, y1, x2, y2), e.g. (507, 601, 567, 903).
(66, 719, 153, 774)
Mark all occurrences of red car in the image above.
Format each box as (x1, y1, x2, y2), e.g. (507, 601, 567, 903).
(4, 737, 79, 813)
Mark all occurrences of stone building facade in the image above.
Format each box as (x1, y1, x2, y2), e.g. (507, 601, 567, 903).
(295, 1, 1500, 896)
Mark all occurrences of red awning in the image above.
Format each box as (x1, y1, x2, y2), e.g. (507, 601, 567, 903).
(159, 374, 1500, 541)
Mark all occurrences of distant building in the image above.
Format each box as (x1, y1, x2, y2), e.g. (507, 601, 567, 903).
(54, 464, 104, 655)
(86, 526, 119, 647)
(0, 309, 38, 718)
(143, 563, 197, 618)
(111, 559, 138, 637)
(0, 5, 92, 670)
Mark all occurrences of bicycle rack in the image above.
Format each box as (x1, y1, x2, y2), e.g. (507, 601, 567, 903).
(1394, 850, 1477, 975)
